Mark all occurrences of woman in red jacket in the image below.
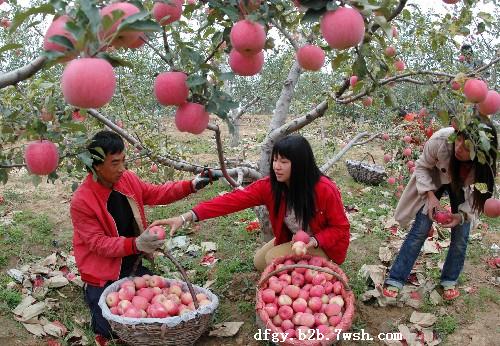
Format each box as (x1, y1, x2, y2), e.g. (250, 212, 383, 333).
(150, 135, 350, 271)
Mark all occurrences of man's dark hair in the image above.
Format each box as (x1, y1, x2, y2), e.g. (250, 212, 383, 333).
(460, 44, 473, 54)
(87, 131, 124, 169)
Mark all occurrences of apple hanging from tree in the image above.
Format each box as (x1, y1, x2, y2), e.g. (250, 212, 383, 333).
(320, 7, 365, 50)
(230, 19, 266, 56)
(296, 45, 325, 71)
(463, 79, 488, 103)
(154, 71, 189, 106)
(228, 49, 264, 76)
(152, 0, 183, 26)
(61, 58, 116, 108)
(24, 140, 60, 175)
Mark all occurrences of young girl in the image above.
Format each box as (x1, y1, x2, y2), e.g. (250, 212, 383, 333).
(384, 116, 498, 300)
(150, 135, 350, 271)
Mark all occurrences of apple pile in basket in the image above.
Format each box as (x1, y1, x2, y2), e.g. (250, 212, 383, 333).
(256, 231, 354, 342)
(105, 275, 213, 318)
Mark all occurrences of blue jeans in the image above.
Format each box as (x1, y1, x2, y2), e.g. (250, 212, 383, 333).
(385, 207, 470, 289)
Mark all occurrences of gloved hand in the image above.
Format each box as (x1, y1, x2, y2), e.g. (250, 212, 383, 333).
(192, 168, 222, 191)
(135, 231, 164, 254)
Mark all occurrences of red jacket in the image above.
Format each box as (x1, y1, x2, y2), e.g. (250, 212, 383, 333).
(71, 171, 194, 287)
(192, 176, 350, 264)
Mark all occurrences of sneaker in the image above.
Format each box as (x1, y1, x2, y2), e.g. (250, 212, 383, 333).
(443, 287, 460, 301)
(382, 285, 399, 298)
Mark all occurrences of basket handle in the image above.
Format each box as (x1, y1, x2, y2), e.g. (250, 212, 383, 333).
(163, 250, 200, 310)
(257, 263, 351, 292)
(360, 152, 376, 165)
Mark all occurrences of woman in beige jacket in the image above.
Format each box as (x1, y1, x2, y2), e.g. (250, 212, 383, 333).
(384, 116, 497, 301)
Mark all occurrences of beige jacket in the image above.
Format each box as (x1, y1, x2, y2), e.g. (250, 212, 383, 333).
(395, 127, 476, 227)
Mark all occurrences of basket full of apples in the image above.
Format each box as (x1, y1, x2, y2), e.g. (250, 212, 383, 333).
(255, 232, 355, 345)
(98, 227, 219, 346)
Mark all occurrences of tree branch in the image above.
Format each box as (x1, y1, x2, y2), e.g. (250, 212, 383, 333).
(206, 123, 239, 187)
(87, 109, 262, 181)
(141, 36, 174, 69)
(320, 132, 370, 173)
(203, 39, 225, 65)
(0, 56, 47, 89)
(470, 54, 500, 77)
(268, 100, 329, 140)
(271, 18, 299, 51)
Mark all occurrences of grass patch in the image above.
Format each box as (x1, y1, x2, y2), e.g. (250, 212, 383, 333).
(435, 315, 458, 336)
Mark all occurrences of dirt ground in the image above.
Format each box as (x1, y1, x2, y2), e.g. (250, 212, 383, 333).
(1, 114, 499, 346)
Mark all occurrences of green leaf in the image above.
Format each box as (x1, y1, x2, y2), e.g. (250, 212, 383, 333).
(81, 0, 101, 35)
(9, 4, 55, 33)
(478, 130, 491, 152)
(0, 43, 23, 54)
(465, 139, 475, 160)
(65, 20, 85, 41)
(438, 109, 449, 125)
(95, 52, 134, 68)
(476, 22, 485, 34)
(48, 35, 75, 50)
(118, 19, 162, 33)
(331, 53, 348, 70)
(300, 0, 329, 10)
(186, 75, 206, 87)
(352, 55, 368, 79)
(219, 6, 240, 22)
(302, 8, 327, 23)
(77, 151, 93, 169)
(476, 151, 486, 165)
(473, 182, 488, 194)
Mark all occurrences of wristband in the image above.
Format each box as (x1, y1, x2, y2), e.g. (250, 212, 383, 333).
(180, 214, 187, 225)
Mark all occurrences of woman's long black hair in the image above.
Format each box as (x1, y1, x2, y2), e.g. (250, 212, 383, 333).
(450, 116, 498, 214)
(270, 135, 323, 229)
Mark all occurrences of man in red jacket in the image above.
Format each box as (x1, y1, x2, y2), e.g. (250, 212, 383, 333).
(70, 131, 215, 345)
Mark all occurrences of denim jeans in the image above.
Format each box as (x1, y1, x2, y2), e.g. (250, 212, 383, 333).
(385, 207, 470, 289)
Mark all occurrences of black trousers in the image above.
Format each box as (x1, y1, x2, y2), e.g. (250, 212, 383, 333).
(83, 265, 153, 338)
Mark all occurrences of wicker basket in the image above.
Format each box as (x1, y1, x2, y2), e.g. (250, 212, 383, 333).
(98, 251, 218, 346)
(255, 255, 355, 346)
(346, 153, 387, 185)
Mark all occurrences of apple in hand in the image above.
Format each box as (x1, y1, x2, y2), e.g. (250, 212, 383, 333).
(149, 226, 166, 240)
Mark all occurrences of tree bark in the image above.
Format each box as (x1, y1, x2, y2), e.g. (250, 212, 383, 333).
(259, 60, 302, 176)
(0, 56, 46, 89)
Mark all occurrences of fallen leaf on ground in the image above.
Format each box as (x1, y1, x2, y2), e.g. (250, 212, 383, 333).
(45, 276, 69, 288)
(429, 290, 442, 305)
(410, 311, 437, 327)
(43, 322, 66, 337)
(358, 264, 386, 286)
(203, 280, 216, 289)
(19, 301, 46, 321)
(398, 324, 417, 346)
(12, 296, 36, 316)
(379, 246, 392, 262)
(201, 242, 217, 252)
(22, 322, 45, 336)
(422, 240, 439, 254)
(209, 322, 244, 337)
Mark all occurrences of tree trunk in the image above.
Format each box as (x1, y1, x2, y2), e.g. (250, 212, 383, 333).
(257, 60, 303, 241)
(258, 60, 302, 176)
(228, 114, 241, 147)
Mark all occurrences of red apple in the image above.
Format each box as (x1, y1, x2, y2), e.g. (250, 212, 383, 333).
(24, 140, 59, 175)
